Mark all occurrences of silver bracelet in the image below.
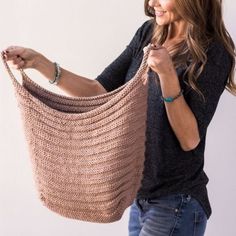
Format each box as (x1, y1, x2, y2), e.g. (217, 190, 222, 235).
(49, 62, 61, 85)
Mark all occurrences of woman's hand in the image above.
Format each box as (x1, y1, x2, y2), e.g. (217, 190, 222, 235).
(1, 46, 41, 70)
(147, 44, 176, 77)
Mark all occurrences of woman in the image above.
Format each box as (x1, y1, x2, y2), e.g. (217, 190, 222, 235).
(2, 0, 236, 235)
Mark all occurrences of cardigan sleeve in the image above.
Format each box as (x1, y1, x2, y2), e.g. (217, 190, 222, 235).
(94, 20, 152, 92)
(183, 41, 232, 141)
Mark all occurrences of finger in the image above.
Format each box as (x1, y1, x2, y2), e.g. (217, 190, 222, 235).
(150, 43, 162, 48)
(1, 51, 7, 59)
(150, 43, 162, 50)
(150, 46, 162, 50)
(4, 55, 22, 64)
(12, 56, 23, 65)
(2, 46, 16, 54)
(4, 46, 25, 58)
(143, 45, 150, 54)
(8, 56, 25, 69)
(3, 53, 20, 61)
(15, 60, 25, 69)
(2, 46, 18, 56)
(10, 59, 25, 70)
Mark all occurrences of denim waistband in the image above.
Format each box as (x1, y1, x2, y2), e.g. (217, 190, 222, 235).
(137, 193, 192, 203)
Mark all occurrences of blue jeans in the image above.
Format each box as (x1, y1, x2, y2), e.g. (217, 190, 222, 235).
(128, 193, 207, 236)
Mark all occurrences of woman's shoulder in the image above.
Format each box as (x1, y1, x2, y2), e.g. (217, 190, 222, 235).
(139, 18, 155, 32)
(206, 39, 232, 67)
(130, 19, 155, 57)
(135, 18, 155, 43)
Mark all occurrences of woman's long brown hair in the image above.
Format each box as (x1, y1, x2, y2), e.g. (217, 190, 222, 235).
(144, 0, 236, 101)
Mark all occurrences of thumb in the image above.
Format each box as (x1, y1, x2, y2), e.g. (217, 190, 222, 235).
(143, 44, 150, 53)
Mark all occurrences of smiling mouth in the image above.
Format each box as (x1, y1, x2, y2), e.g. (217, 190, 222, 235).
(155, 11, 167, 16)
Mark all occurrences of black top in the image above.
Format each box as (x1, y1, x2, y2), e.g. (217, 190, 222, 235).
(94, 19, 232, 219)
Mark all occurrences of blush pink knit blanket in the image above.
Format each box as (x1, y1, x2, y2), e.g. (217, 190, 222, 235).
(1, 44, 152, 223)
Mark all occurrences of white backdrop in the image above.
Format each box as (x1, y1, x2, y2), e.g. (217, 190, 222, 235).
(0, 0, 235, 235)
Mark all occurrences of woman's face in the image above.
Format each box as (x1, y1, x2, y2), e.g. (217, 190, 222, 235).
(148, 0, 182, 25)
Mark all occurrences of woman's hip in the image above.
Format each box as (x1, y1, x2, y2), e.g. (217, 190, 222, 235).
(128, 193, 207, 236)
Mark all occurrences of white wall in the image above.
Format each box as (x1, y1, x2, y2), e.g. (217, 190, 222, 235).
(0, 0, 235, 235)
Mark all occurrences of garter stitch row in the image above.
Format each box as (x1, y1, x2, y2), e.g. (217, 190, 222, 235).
(1, 44, 154, 223)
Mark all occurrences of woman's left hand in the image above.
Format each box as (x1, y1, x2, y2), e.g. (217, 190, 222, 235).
(147, 44, 176, 77)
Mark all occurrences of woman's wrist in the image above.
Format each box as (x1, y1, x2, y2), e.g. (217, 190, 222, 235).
(159, 71, 182, 98)
(34, 53, 55, 81)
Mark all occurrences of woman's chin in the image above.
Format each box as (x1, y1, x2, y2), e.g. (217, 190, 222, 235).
(155, 17, 166, 25)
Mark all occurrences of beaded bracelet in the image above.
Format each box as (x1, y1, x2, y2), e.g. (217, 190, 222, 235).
(161, 89, 183, 103)
(49, 62, 61, 85)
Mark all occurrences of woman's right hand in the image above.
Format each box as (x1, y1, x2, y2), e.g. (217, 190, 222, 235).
(1, 46, 41, 70)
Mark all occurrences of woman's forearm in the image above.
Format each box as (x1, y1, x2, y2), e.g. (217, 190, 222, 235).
(159, 72, 200, 151)
(34, 53, 107, 97)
